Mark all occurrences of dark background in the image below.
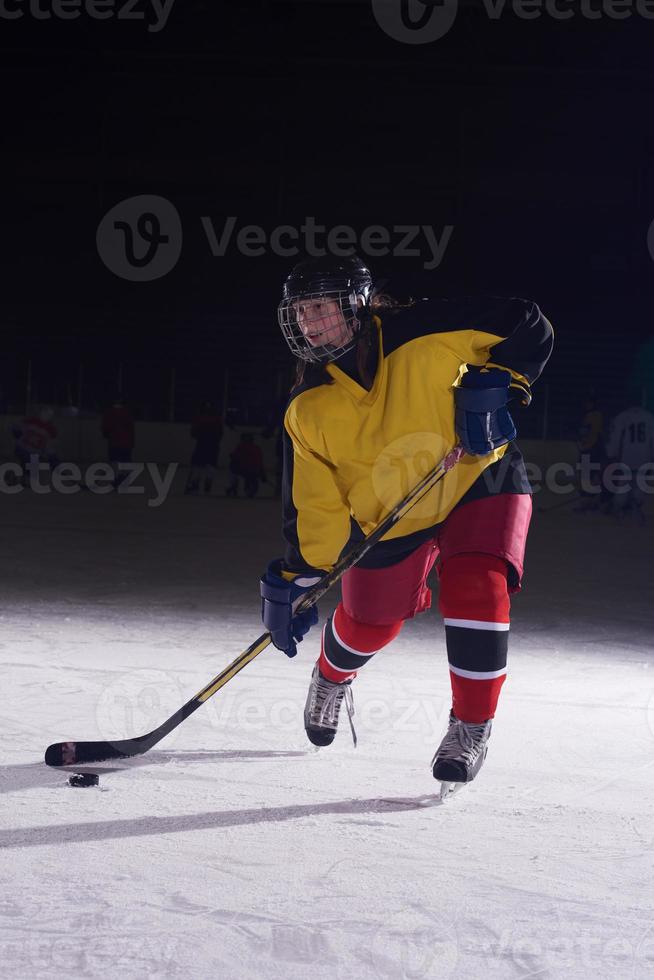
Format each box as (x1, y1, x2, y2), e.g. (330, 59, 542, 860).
(2, 0, 653, 433)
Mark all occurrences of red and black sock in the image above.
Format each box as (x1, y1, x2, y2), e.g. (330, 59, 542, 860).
(438, 553, 510, 723)
(318, 604, 402, 683)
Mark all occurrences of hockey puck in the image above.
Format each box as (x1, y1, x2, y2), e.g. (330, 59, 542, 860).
(67, 773, 99, 788)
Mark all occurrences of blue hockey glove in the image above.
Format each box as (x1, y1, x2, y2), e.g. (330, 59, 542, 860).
(260, 559, 320, 658)
(454, 366, 517, 455)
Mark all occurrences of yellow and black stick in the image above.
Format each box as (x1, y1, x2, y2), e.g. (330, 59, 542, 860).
(45, 446, 464, 768)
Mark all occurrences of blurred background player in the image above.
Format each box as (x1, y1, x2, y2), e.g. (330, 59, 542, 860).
(574, 391, 606, 512)
(604, 401, 654, 524)
(628, 336, 654, 413)
(262, 394, 287, 497)
(101, 396, 134, 486)
(12, 405, 58, 485)
(226, 432, 266, 498)
(185, 400, 223, 495)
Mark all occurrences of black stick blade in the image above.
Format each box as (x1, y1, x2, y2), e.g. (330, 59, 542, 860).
(44, 739, 142, 767)
(45, 741, 76, 767)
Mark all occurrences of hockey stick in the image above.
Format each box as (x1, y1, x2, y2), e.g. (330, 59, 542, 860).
(45, 445, 464, 768)
(537, 492, 579, 513)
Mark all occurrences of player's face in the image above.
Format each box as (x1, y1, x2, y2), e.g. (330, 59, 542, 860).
(294, 297, 351, 348)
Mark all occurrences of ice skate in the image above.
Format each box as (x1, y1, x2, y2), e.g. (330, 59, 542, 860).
(304, 664, 356, 748)
(431, 712, 492, 800)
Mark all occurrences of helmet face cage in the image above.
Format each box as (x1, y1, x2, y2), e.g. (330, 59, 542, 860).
(278, 262, 374, 364)
(278, 286, 360, 364)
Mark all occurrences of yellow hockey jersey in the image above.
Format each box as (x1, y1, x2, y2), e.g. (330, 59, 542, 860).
(282, 296, 553, 574)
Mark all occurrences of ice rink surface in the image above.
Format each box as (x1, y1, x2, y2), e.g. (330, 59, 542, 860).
(1, 476, 653, 979)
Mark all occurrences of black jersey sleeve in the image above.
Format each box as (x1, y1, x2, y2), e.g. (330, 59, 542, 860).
(483, 299, 554, 403)
(382, 296, 554, 404)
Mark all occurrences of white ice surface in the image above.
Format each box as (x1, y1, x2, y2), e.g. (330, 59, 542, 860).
(1, 480, 653, 980)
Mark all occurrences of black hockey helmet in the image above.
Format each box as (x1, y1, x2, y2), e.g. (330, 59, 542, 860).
(277, 254, 374, 364)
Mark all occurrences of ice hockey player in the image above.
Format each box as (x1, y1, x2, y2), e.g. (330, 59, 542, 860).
(604, 401, 654, 524)
(573, 391, 606, 513)
(101, 396, 134, 486)
(262, 393, 288, 497)
(259, 254, 553, 797)
(226, 433, 266, 498)
(12, 405, 58, 484)
(185, 401, 223, 495)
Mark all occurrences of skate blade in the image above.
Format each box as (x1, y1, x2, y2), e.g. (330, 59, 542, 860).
(438, 780, 465, 802)
(378, 794, 441, 808)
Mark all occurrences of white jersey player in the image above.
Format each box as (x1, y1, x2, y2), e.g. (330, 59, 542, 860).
(606, 406, 654, 469)
(605, 405, 654, 521)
